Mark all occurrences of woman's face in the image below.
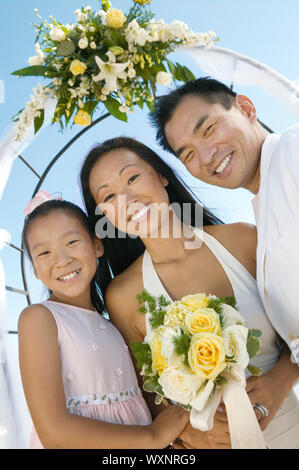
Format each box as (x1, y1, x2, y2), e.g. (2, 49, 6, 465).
(89, 148, 170, 238)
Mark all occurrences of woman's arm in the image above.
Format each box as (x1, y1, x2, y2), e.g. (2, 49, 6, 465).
(18, 304, 189, 449)
(246, 343, 299, 431)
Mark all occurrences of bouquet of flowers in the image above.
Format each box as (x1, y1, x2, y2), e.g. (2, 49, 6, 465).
(12, 0, 218, 141)
(131, 290, 266, 449)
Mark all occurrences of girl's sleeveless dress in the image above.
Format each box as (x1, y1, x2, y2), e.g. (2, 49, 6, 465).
(29, 301, 152, 448)
(142, 227, 299, 449)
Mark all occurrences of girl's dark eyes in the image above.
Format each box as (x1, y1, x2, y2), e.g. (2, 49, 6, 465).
(67, 240, 79, 246)
(104, 193, 115, 203)
(38, 250, 50, 257)
(128, 174, 139, 184)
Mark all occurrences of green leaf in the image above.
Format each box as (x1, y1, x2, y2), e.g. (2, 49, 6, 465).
(173, 329, 191, 367)
(246, 335, 261, 359)
(12, 65, 49, 77)
(12, 108, 25, 122)
(166, 59, 176, 76)
(181, 65, 195, 81)
(181, 403, 192, 411)
(248, 328, 262, 338)
(143, 379, 157, 393)
(34, 108, 45, 134)
(136, 289, 169, 329)
(207, 297, 223, 315)
(219, 296, 238, 309)
(130, 341, 152, 370)
(84, 100, 98, 115)
(145, 99, 155, 112)
(215, 375, 228, 386)
(104, 96, 127, 122)
(155, 393, 164, 405)
(56, 39, 76, 57)
(247, 364, 263, 376)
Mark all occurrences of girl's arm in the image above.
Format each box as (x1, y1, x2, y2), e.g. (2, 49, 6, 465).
(18, 304, 188, 449)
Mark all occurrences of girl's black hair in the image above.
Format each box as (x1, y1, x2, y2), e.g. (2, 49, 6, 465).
(22, 199, 105, 315)
(80, 136, 223, 297)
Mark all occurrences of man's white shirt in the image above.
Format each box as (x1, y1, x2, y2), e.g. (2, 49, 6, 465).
(252, 124, 299, 362)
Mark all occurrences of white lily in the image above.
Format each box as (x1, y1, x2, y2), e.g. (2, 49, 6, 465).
(92, 51, 129, 92)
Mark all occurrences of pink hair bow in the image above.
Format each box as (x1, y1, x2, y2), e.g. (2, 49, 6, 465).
(24, 190, 62, 217)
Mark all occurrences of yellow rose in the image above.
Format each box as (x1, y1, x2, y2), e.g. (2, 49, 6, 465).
(185, 308, 221, 335)
(73, 110, 91, 126)
(188, 332, 226, 381)
(150, 333, 166, 375)
(181, 293, 209, 312)
(69, 59, 87, 76)
(106, 7, 126, 29)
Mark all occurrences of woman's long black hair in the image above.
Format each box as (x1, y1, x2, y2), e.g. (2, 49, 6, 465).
(22, 199, 105, 315)
(80, 137, 223, 298)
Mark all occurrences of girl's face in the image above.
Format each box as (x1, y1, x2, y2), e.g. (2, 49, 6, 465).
(88, 148, 170, 238)
(27, 210, 103, 302)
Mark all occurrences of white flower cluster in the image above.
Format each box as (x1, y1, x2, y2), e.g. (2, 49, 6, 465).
(125, 19, 154, 50)
(13, 84, 53, 141)
(28, 43, 45, 66)
(68, 75, 91, 101)
(148, 18, 217, 48)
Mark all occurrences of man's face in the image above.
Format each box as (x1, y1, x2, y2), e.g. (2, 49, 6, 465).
(164, 94, 263, 190)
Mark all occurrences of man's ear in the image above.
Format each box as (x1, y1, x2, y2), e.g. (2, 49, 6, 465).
(234, 95, 257, 123)
(94, 237, 104, 258)
(159, 174, 169, 187)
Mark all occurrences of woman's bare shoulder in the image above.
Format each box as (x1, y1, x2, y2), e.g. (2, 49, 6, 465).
(204, 222, 257, 243)
(105, 256, 144, 315)
(203, 222, 257, 276)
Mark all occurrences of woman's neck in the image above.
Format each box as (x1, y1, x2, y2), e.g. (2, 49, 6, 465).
(140, 210, 198, 264)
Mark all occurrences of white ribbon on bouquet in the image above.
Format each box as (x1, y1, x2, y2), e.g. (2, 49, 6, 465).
(190, 367, 267, 449)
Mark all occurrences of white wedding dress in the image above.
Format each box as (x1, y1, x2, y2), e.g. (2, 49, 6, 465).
(142, 227, 299, 449)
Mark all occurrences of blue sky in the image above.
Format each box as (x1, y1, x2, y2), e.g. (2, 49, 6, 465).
(1, 0, 299, 335)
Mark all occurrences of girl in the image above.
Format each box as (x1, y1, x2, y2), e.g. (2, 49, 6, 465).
(18, 197, 189, 449)
(80, 137, 299, 449)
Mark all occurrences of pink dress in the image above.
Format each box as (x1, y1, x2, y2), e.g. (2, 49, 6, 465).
(29, 300, 152, 448)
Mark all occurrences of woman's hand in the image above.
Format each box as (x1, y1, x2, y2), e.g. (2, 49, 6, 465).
(172, 408, 231, 449)
(246, 345, 299, 431)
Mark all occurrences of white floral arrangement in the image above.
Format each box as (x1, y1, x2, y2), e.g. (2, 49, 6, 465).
(131, 290, 262, 433)
(12, 0, 218, 141)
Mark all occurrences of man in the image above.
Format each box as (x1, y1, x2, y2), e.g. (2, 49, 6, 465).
(149, 77, 299, 364)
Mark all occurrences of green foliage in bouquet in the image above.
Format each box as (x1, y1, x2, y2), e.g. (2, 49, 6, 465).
(137, 289, 171, 329)
(12, 0, 218, 141)
(132, 289, 263, 411)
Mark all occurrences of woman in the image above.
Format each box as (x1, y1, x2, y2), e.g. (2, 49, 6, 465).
(80, 137, 299, 449)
